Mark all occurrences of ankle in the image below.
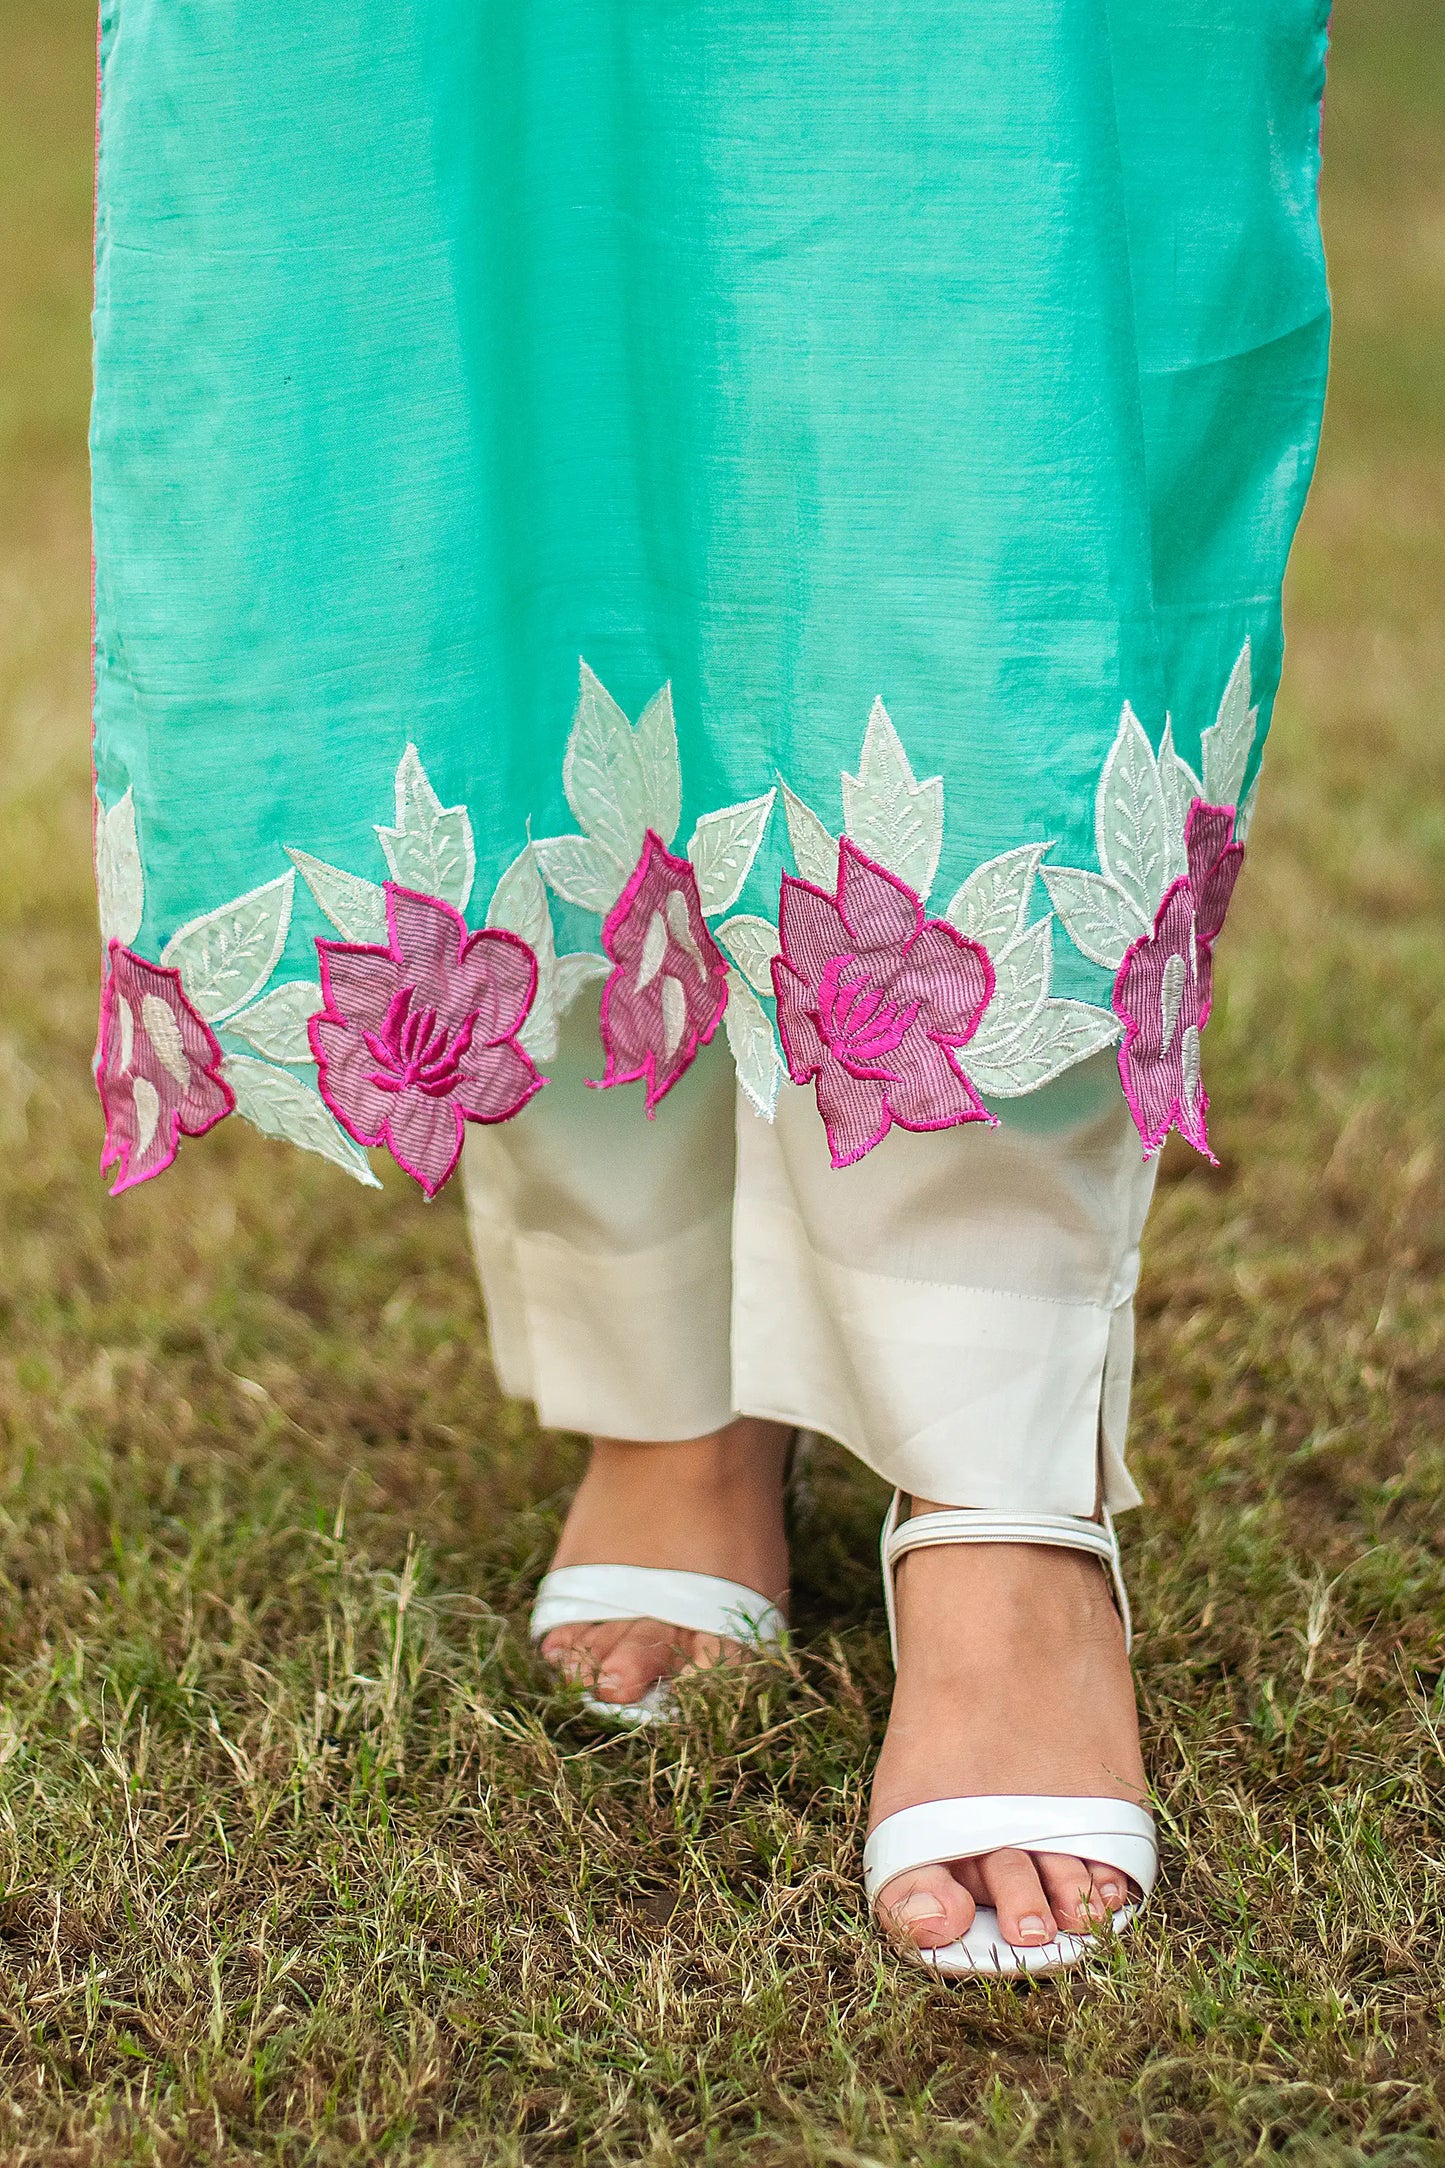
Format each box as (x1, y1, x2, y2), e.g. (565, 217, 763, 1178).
(893, 1540, 1128, 1679)
(588, 1420, 791, 1493)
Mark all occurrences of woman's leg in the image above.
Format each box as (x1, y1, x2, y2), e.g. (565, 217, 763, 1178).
(462, 1000, 790, 1705)
(733, 1058, 1157, 1951)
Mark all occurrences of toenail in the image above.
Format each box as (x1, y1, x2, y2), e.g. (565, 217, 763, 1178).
(1018, 1914, 1050, 1943)
(1098, 1881, 1124, 1907)
(891, 1892, 946, 1927)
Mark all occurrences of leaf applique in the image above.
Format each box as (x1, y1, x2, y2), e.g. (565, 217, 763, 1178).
(1200, 639, 1257, 810)
(724, 970, 783, 1119)
(532, 834, 622, 913)
(486, 844, 561, 1061)
(562, 663, 650, 873)
(780, 784, 839, 890)
(554, 950, 612, 1014)
(225, 980, 322, 1066)
(1095, 702, 1169, 922)
(973, 914, 1052, 1050)
(967, 999, 1120, 1096)
(1156, 719, 1203, 883)
(945, 843, 1048, 953)
(96, 788, 145, 946)
(841, 697, 945, 902)
(1040, 866, 1148, 971)
(161, 872, 296, 1023)
(375, 745, 476, 911)
(287, 850, 389, 945)
(222, 1054, 382, 1187)
(687, 790, 776, 917)
(633, 682, 683, 850)
(714, 913, 778, 994)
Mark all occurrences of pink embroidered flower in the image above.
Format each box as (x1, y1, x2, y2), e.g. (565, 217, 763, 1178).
(1184, 798, 1244, 1023)
(595, 830, 729, 1112)
(98, 944, 235, 1194)
(1112, 878, 1210, 1159)
(771, 839, 996, 1169)
(310, 884, 542, 1198)
(1112, 798, 1246, 1161)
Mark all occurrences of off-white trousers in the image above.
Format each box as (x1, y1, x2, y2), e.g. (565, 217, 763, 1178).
(462, 1007, 1158, 1517)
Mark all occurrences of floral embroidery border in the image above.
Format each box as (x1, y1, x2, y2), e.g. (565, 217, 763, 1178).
(93, 644, 1261, 1194)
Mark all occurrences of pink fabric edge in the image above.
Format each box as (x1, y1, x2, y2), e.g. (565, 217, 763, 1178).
(1111, 883, 1216, 1165)
(98, 943, 236, 1195)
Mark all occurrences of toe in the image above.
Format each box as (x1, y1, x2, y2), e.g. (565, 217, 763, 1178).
(874, 1864, 975, 1953)
(1084, 1859, 1133, 1917)
(589, 1618, 692, 1703)
(979, 1848, 1056, 1948)
(1035, 1853, 1100, 1934)
(541, 1618, 689, 1705)
(540, 1620, 627, 1689)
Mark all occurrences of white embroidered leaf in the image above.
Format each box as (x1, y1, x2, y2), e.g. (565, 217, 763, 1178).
(841, 697, 945, 901)
(967, 999, 1121, 1098)
(1200, 639, 1257, 810)
(723, 970, 783, 1120)
(486, 845, 560, 1062)
(222, 1055, 382, 1188)
(532, 833, 621, 914)
(486, 843, 553, 955)
(375, 744, 476, 910)
(562, 661, 648, 871)
(554, 950, 612, 1014)
(687, 790, 776, 918)
(1040, 866, 1148, 971)
(161, 872, 295, 1024)
(1236, 768, 1261, 844)
(971, 915, 1052, 1053)
(1156, 718, 1203, 883)
(1096, 703, 1169, 920)
(945, 843, 1048, 952)
(225, 980, 323, 1066)
(714, 913, 778, 995)
(95, 789, 145, 946)
(287, 850, 389, 945)
(634, 682, 683, 848)
(781, 784, 839, 890)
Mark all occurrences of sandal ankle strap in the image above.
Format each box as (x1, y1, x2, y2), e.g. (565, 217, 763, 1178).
(880, 1491, 1133, 1663)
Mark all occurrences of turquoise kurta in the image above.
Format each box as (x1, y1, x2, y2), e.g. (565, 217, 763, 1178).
(91, 1, 1330, 1196)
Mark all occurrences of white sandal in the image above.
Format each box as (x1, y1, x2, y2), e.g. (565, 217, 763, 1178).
(862, 1492, 1158, 1978)
(530, 1566, 786, 1724)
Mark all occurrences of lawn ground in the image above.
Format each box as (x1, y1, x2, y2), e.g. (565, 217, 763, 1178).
(1, 3, 1444, 2162)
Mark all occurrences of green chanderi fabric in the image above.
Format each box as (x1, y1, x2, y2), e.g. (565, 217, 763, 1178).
(91, 0, 1330, 1198)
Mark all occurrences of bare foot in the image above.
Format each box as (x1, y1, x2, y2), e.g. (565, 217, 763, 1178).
(538, 1419, 793, 1706)
(870, 1506, 1147, 1955)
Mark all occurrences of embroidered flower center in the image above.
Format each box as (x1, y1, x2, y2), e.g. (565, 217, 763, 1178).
(364, 984, 477, 1098)
(815, 954, 920, 1066)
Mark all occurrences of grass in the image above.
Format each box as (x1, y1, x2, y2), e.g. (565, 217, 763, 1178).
(2, 1, 1444, 2161)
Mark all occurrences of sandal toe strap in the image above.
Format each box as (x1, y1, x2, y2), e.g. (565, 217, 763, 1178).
(530, 1564, 786, 1646)
(862, 1795, 1158, 1907)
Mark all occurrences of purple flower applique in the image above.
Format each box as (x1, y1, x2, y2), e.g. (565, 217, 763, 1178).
(98, 944, 235, 1194)
(1112, 879, 1210, 1159)
(595, 830, 730, 1112)
(1184, 798, 1245, 1022)
(771, 838, 996, 1169)
(310, 883, 542, 1198)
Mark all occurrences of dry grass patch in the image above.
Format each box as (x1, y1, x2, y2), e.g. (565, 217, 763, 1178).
(1, 2, 1443, 2161)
